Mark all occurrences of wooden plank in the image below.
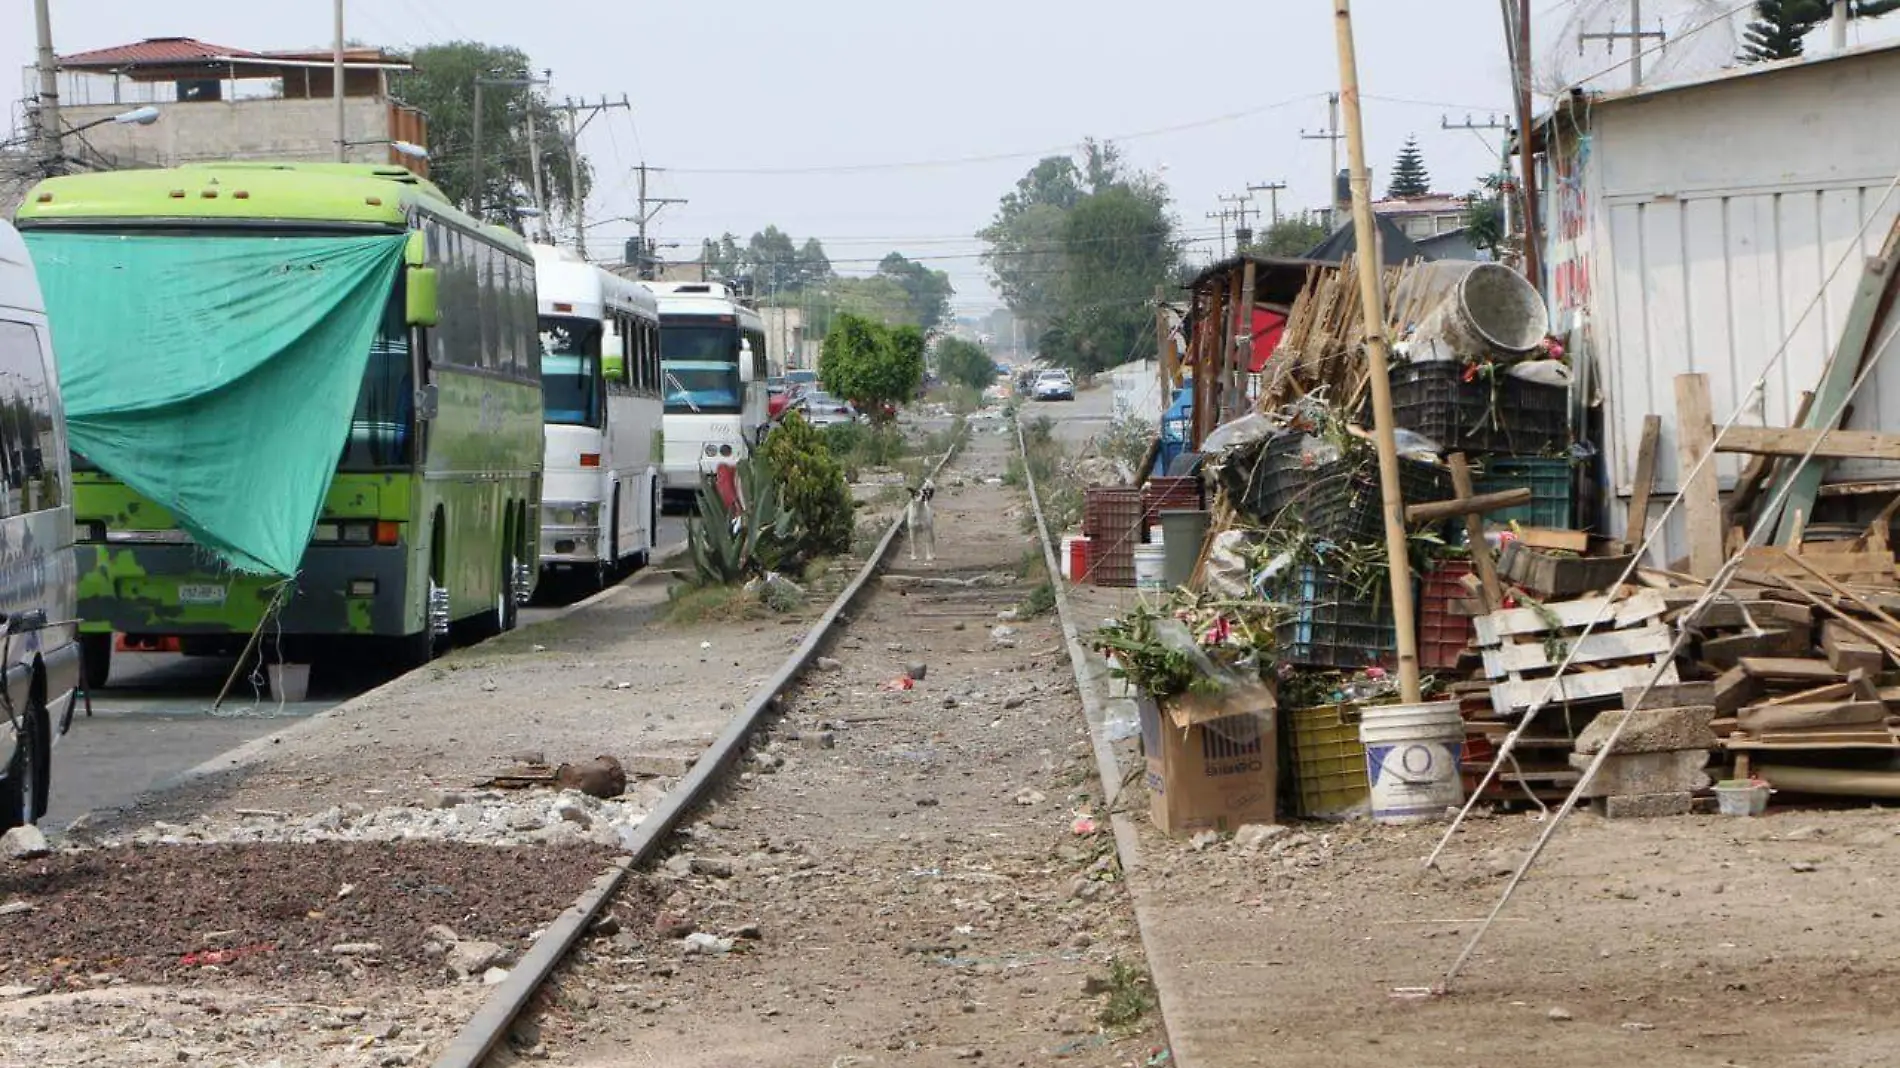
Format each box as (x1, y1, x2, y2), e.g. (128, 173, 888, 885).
(1735, 728, 1897, 747)
(1701, 628, 1811, 669)
(1823, 619, 1886, 674)
(1678, 600, 1813, 630)
(1738, 657, 1845, 683)
(1481, 624, 1674, 676)
(1489, 662, 1680, 715)
(1738, 700, 1887, 732)
(1472, 589, 1666, 646)
(1713, 666, 1764, 716)
(1626, 413, 1662, 556)
(1405, 488, 1532, 524)
(1675, 374, 1726, 579)
(1512, 528, 1590, 553)
(1727, 736, 1900, 751)
(1714, 425, 1900, 462)
(1764, 215, 1900, 544)
(1759, 681, 1855, 707)
(1726, 392, 1811, 530)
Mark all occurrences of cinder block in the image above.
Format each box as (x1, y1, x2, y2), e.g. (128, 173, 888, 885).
(1567, 750, 1710, 798)
(1574, 706, 1716, 755)
(1595, 792, 1693, 819)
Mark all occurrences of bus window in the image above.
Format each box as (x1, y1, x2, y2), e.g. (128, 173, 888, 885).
(341, 287, 415, 471)
(541, 315, 604, 427)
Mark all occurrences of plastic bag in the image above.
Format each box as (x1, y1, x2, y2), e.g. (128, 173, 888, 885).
(1506, 359, 1572, 387)
(1200, 412, 1275, 454)
(1392, 428, 1443, 462)
(1152, 619, 1254, 698)
(1204, 531, 1258, 599)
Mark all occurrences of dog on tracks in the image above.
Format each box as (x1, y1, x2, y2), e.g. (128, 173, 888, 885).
(905, 478, 937, 562)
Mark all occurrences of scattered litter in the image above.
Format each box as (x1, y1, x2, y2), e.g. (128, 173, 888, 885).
(887, 677, 915, 691)
(1014, 789, 1047, 806)
(1070, 814, 1100, 836)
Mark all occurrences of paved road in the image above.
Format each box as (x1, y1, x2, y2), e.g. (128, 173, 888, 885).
(43, 513, 689, 832)
(1026, 382, 1117, 446)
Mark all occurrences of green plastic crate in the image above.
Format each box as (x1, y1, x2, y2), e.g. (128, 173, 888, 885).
(1471, 457, 1573, 533)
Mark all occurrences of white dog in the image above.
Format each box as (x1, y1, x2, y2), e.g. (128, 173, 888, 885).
(906, 479, 937, 562)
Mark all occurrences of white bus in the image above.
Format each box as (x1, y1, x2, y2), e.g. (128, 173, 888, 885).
(653, 282, 768, 512)
(533, 245, 664, 589)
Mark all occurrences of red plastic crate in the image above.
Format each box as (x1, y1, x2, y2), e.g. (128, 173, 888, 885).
(1418, 559, 1476, 671)
(1140, 476, 1202, 530)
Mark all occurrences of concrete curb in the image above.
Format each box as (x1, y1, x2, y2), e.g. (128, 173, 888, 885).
(1016, 419, 1191, 1066)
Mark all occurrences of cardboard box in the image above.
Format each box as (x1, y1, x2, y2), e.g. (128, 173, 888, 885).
(1139, 693, 1278, 836)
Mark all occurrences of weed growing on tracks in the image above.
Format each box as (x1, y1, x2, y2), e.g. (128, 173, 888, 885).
(1098, 957, 1159, 1031)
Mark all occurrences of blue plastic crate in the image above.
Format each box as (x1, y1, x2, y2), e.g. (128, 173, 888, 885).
(1273, 565, 1397, 670)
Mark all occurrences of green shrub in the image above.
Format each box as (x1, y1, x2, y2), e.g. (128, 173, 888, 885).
(760, 411, 855, 557)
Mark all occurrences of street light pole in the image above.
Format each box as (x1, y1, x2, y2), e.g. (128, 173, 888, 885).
(333, 0, 347, 162)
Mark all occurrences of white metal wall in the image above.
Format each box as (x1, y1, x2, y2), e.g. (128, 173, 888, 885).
(1567, 47, 1900, 558)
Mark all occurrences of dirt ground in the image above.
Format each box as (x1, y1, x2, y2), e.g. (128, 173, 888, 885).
(1064, 574, 1900, 1068)
(501, 430, 1168, 1068)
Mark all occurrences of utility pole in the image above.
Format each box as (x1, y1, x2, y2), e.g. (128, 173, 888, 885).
(1301, 93, 1344, 228)
(471, 73, 549, 221)
(1246, 180, 1287, 225)
(1579, 0, 1666, 88)
(333, 0, 346, 162)
(632, 163, 687, 279)
(1510, 0, 1544, 294)
(525, 105, 546, 243)
(547, 95, 631, 258)
(31, 0, 60, 176)
(1218, 193, 1257, 250)
(1831, 0, 1849, 51)
(1205, 207, 1237, 259)
(1441, 114, 1508, 132)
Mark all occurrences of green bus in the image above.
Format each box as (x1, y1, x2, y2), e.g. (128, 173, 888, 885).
(16, 163, 544, 684)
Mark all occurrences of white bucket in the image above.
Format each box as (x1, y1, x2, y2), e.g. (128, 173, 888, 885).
(1133, 545, 1168, 591)
(1059, 535, 1081, 580)
(1359, 700, 1465, 824)
(268, 662, 312, 703)
(1148, 525, 1165, 546)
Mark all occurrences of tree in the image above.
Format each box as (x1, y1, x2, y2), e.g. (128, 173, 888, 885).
(758, 411, 853, 557)
(876, 253, 954, 334)
(393, 43, 588, 229)
(978, 155, 1085, 340)
(1246, 213, 1330, 257)
(796, 238, 833, 290)
(1739, 0, 1900, 62)
(934, 337, 995, 391)
(818, 313, 924, 423)
(1386, 136, 1431, 198)
(1464, 175, 1506, 256)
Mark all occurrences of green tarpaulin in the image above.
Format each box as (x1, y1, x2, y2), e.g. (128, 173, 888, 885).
(25, 231, 408, 576)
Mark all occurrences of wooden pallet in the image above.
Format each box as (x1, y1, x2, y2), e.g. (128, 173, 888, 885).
(1475, 589, 1679, 716)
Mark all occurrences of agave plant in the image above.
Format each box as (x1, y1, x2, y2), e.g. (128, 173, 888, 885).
(687, 457, 805, 586)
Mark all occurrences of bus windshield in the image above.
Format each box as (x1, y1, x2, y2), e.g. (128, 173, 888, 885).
(540, 316, 604, 427)
(660, 320, 738, 362)
(663, 361, 743, 414)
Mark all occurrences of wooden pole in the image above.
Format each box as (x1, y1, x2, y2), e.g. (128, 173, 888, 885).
(1237, 260, 1259, 415)
(1450, 454, 1504, 611)
(1334, 0, 1422, 702)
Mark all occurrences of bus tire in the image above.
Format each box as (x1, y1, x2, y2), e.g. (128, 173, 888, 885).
(80, 633, 111, 691)
(1, 690, 47, 831)
(499, 550, 519, 633)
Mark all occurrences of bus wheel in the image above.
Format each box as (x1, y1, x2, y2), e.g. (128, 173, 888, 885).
(1, 692, 46, 831)
(498, 551, 519, 633)
(80, 633, 111, 691)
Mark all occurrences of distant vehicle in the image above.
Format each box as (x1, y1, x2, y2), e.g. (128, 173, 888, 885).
(790, 390, 860, 428)
(1033, 369, 1076, 401)
(653, 282, 769, 513)
(19, 163, 545, 678)
(767, 378, 797, 421)
(532, 245, 663, 591)
(786, 368, 818, 389)
(0, 220, 80, 831)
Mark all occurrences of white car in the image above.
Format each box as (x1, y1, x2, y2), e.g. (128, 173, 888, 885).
(1032, 370, 1075, 401)
(791, 390, 861, 428)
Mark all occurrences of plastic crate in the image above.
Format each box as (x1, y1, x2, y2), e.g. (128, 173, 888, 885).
(1418, 559, 1476, 671)
(1472, 457, 1573, 533)
(1273, 566, 1397, 669)
(1141, 476, 1202, 530)
(1385, 360, 1569, 456)
(1225, 433, 1450, 542)
(1288, 703, 1370, 819)
(1083, 486, 1142, 541)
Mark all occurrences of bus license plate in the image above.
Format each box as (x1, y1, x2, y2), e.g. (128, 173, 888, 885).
(178, 584, 228, 606)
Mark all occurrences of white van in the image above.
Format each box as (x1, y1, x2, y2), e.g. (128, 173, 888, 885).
(0, 219, 81, 831)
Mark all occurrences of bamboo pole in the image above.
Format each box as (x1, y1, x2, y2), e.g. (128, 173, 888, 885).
(1334, 0, 1422, 702)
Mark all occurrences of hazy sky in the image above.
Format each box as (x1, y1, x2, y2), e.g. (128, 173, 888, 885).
(10, 1, 1897, 314)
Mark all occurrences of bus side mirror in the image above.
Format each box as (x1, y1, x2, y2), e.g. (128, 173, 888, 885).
(406, 267, 440, 327)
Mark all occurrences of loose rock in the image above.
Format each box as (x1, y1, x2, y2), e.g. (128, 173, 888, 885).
(554, 755, 627, 799)
(1, 825, 51, 861)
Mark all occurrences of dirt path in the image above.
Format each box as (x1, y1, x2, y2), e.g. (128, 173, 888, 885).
(498, 430, 1167, 1067)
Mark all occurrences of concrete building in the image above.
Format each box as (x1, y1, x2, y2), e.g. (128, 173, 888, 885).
(761, 306, 809, 372)
(38, 37, 425, 174)
(1371, 193, 1470, 241)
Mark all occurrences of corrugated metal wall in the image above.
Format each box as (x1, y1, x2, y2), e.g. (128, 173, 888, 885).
(1563, 47, 1900, 561)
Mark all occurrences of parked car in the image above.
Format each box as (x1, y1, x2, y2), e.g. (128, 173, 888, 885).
(767, 378, 797, 421)
(791, 390, 861, 428)
(1032, 369, 1075, 401)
